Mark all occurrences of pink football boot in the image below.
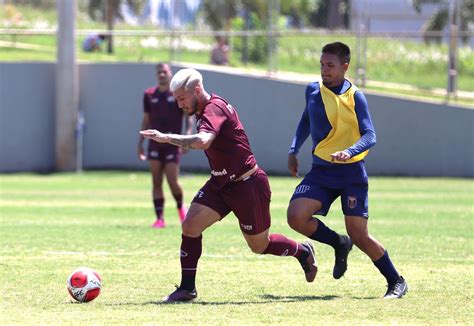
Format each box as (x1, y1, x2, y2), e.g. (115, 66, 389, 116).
(178, 207, 187, 223)
(151, 219, 166, 228)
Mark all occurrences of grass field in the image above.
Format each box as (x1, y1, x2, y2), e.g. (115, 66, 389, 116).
(0, 172, 473, 324)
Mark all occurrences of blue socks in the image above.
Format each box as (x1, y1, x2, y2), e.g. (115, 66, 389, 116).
(373, 250, 400, 285)
(309, 218, 342, 249)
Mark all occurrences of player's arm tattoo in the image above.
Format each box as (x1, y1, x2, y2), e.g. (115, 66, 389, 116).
(163, 132, 215, 150)
(166, 134, 202, 149)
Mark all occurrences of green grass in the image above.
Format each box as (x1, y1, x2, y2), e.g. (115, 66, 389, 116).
(0, 171, 473, 324)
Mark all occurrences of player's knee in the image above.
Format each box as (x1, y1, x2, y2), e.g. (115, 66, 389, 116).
(247, 242, 266, 254)
(181, 219, 201, 237)
(287, 209, 306, 232)
(348, 232, 368, 248)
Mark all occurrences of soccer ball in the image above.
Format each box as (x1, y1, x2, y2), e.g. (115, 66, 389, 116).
(67, 267, 102, 302)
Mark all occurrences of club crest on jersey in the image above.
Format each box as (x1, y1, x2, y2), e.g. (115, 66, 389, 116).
(348, 196, 357, 209)
(167, 96, 175, 103)
(151, 98, 159, 103)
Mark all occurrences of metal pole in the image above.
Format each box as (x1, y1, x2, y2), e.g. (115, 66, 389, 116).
(447, 0, 458, 100)
(267, 0, 274, 75)
(242, 6, 249, 65)
(275, 0, 280, 74)
(266, 0, 280, 75)
(362, 14, 368, 88)
(56, 0, 78, 171)
(106, 0, 114, 53)
(169, 1, 176, 62)
(355, 0, 366, 86)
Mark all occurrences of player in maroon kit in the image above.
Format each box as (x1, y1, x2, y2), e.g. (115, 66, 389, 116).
(138, 63, 193, 228)
(140, 68, 318, 303)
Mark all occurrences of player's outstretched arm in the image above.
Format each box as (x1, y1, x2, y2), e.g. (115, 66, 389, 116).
(140, 129, 215, 150)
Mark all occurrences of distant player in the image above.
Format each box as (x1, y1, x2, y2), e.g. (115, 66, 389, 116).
(138, 63, 193, 228)
(141, 68, 317, 302)
(287, 42, 407, 299)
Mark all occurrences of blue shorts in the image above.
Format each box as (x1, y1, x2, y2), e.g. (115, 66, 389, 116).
(290, 161, 369, 218)
(147, 145, 181, 164)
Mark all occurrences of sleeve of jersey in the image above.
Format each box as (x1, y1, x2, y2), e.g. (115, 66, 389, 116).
(345, 91, 377, 157)
(197, 104, 227, 135)
(289, 84, 312, 155)
(143, 93, 150, 113)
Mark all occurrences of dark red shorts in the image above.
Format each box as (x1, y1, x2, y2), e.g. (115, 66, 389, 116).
(147, 144, 181, 164)
(192, 168, 272, 235)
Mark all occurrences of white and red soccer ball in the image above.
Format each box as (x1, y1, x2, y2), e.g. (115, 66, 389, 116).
(67, 267, 102, 303)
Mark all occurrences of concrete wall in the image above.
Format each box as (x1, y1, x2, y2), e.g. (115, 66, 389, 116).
(0, 63, 55, 172)
(1, 62, 472, 177)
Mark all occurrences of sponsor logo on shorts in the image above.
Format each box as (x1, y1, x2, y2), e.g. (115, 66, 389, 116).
(166, 154, 174, 160)
(240, 223, 253, 231)
(281, 249, 289, 256)
(294, 185, 310, 194)
(151, 98, 159, 103)
(211, 168, 227, 176)
(348, 196, 357, 209)
(150, 151, 159, 158)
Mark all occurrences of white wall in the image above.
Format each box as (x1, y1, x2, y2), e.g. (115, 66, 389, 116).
(1, 62, 473, 177)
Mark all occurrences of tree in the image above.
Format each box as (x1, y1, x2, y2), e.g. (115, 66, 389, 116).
(413, 0, 473, 44)
(87, 0, 144, 22)
(201, 0, 239, 30)
(308, 0, 350, 29)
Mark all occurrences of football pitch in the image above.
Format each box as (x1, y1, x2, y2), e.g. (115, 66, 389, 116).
(1, 171, 472, 324)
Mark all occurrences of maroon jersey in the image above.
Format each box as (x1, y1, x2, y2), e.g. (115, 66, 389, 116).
(196, 94, 257, 189)
(143, 86, 183, 149)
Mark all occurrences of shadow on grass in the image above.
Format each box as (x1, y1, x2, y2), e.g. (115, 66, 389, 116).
(349, 296, 378, 300)
(105, 293, 339, 306)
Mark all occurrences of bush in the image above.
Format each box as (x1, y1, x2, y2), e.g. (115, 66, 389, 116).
(231, 12, 268, 64)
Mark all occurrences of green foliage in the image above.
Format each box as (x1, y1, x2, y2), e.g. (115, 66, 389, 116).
(308, 0, 350, 29)
(86, 0, 145, 22)
(231, 12, 268, 64)
(413, 0, 474, 45)
(200, 0, 239, 30)
(7, 0, 56, 9)
(0, 172, 473, 324)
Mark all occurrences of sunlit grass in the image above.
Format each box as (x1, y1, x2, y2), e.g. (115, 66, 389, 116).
(0, 172, 473, 324)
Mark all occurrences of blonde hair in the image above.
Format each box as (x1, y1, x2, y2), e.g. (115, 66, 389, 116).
(170, 68, 203, 92)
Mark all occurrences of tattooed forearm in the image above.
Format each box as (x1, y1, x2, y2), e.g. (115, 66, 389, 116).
(166, 135, 202, 149)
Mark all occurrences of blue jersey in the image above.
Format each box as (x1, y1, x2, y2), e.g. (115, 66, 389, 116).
(289, 79, 376, 166)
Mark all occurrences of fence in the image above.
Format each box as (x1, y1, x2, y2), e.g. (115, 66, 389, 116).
(1, 26, 473, 103)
